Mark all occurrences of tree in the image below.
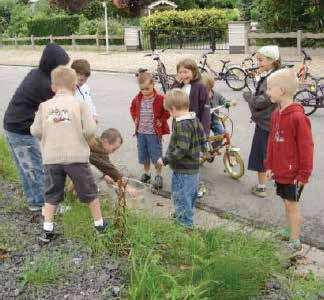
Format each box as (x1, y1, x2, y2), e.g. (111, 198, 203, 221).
(49, 0, 89, 12)
(252, 0, 324, 32)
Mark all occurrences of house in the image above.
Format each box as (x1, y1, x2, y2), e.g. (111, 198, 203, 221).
(146, 0, 177, 16)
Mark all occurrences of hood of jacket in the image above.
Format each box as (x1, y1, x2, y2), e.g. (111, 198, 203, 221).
(39, 44, 70, 75)
(279, 103, 305, 116)
(176, 112, 196, 122)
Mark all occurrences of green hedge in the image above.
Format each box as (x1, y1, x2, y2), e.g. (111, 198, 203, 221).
(27, 15, 80, 36)
(140, 8, 239, 34)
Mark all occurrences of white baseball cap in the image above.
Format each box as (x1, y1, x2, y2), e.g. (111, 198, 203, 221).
(257, 45, 280, 60)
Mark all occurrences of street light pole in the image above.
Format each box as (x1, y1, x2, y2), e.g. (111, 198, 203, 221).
(102, 2, 109, 53)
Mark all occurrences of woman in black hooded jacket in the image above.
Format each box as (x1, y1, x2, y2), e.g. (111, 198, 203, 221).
(4, 44, 69, 211)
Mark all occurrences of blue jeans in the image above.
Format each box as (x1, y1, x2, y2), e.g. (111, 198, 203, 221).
(171, 172, 199, 228)
(211, 120, 225, 135)
(5, 130, 44, 207)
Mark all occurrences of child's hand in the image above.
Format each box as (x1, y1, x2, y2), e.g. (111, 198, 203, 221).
(265, 170, 273, 180)
(156, 120, 162, 127)
(175, 74, 183, 84)
(104, 175, 114, 184)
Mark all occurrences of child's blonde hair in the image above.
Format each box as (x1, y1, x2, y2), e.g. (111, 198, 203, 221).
(177, 58, 200, 81)
(201, 73, 215, 92)
(51, 66, 77, 91)
(164, 88, 189, 111)
(268, 68, 298, 97)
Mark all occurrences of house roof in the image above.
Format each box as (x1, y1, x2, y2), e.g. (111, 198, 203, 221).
(148, 0, 177, 10)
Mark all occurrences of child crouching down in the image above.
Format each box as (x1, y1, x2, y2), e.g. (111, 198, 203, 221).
(130, 72, 170, 189)
(31, 66, 108, 245)
(88, 128, 137, 196)
(157, 89, 206, 228)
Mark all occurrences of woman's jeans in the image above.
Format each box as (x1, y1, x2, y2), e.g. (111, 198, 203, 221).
(171, 171, 199, 228)
(5, 130, 44, 207)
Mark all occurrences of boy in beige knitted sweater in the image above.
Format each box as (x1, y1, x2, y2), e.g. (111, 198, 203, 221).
(31, 66, 108, 244)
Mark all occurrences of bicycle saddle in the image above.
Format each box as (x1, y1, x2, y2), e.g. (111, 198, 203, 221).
(220, 60, 230, 64)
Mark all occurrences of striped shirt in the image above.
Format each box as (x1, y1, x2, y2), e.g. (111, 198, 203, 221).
(138, 97, 155, 134)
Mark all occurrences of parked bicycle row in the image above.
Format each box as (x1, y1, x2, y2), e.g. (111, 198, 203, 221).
(141, 48, 324, 116)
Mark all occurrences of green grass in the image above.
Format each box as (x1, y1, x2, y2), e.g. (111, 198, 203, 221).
(1, 135, 324, 298)
(287, 271, 324, 300)
(0, 136, 18, 183)
(20, 250, 71, 287)
(0, 222, 29, 252)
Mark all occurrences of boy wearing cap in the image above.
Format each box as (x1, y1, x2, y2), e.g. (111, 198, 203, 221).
(265, 68, 313, 255)
(243, 45, 281, 198)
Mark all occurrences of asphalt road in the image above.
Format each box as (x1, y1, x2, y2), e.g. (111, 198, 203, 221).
(1, 65, 323, 248)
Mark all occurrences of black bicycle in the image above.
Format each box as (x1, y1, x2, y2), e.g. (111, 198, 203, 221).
(294, 75, 324, 116)
(143, 49, 175, 94)
(198, 51, 246, 91)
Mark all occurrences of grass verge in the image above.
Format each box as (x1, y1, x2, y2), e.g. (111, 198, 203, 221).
(20, 250, 72, 287)
(0, 135, 18, 183)
(1, 136, 324, 298)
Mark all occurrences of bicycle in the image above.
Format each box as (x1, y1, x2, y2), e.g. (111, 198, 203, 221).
(143, 49, 175, 94)
(200, 104, 245, 180)
(294, 75, 324, 116)
(198, 51, 246, 91)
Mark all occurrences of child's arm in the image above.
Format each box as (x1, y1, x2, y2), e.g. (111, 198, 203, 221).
(89, 153, 123, 183)
(264, 114, 275, 175)
(163, 123, 191, 165)
(84, 85, 98, 119)
(243, 90, 272, 110)
(80, 102, 96, 138)
(130, 97, 138, 123)
(158, 98, 170, 125)
(212, 91, 229, 107)
(198, 86, 211, 136)
(30, 104, 43, 139)
(295, 114, 314, 184)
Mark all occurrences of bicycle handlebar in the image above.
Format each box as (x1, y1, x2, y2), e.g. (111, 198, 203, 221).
(302, 50, 312, 62)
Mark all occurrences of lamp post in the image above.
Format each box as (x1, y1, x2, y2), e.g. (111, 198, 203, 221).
(102, 2, 109, 53)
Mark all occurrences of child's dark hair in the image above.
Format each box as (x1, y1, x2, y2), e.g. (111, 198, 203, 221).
(71, 59, 91, 77)
(176, 58, 200, 81)
(101, 128, 123, 144)
(137, 72, 154, 85)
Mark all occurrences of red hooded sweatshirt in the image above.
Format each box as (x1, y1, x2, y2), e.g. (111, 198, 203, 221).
(265, 103, 314, 184)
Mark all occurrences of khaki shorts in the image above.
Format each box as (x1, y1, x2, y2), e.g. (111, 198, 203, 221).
(44, 163, 98, 205)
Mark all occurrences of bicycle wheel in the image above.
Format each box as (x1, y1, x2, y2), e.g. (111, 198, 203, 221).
(225, 67, 246, 91)
(223, 150, 245, 180)
(294, 89, 318, 116)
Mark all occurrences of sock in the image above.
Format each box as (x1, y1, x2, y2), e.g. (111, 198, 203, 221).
(43, 222, 54, 232)
(290, 239, 301, 249)
(94, 218, 104, 227)
(257, 184, 266, 189)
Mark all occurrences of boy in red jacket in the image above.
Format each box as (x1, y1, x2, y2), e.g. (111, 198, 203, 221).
(265, 69, 314, 255)
(130, 72, 170, 189)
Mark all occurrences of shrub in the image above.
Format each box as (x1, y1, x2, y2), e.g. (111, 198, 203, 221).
(0, 0, 15, 33)
(140, 8, 239, 35)
(27, 15, 80, 37)
(4, 4, 31, 37)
